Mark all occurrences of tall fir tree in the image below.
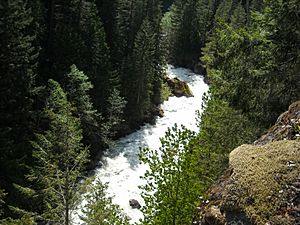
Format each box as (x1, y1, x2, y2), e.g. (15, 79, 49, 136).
(79, 0, 115, 114)
(81, 179, 130, 225)
(169, 0, 213, 66)
(140, 125, 206, 225)
(66, 65, 105, 158)
(30, 79, 89, 225)
(125, 18, 156, 124)
(43, 0, 84, 83)
(0, 0, 38, 217)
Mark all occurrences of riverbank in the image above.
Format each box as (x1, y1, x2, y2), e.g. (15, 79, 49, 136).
(74, 66, 209, 224)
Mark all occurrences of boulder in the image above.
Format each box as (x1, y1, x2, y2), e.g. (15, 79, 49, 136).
(165, 77, 194, 98)
(193, 62, 207, 76)
(158, 108, 164, 118)
(129, 199, 141, 209)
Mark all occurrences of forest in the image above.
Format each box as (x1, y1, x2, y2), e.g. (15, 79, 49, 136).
(0, 0, 299, 224)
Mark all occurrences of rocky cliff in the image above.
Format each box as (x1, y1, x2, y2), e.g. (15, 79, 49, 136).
(195, 101, 300, 225)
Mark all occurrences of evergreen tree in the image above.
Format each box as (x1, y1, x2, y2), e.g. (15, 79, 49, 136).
(66, 65, 106, 157)
(214, 0, 232, 22)
(169, 0, 213, 66)
(140, 124, 200, 225)
(114, 0, 145, 61)
(30, 79, 89, 225)
(81, 179, 130, 225)
(0, 189, 5, 218)
(0, 0, 38, 217)
(230, 2, 246, 28)
(125, 18, 156, 123)
(95, 0, 118, 48)
(43, 0, 84, 82)
(102, 88, 127, 140)
(264, 0, 300, 108)
(79, 0, 115, 114)
(146, 0, 166, 105)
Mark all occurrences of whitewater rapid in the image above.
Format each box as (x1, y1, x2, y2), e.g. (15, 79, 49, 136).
(74, 65, 208, 224)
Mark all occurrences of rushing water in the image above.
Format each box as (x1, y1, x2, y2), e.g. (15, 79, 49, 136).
(73, 65, 209, 224)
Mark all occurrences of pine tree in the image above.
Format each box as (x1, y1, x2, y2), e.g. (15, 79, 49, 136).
(79, 0, 115, 114)
(114, 0, 145, 61)
(140, 125, 204, 225)
(102, 88, 127, 141)
(65, 65, 106, 157)
(95, 0, 118, 48)
(43, 0, 84, 82)
(214, 0, 232, 22)
(230, 2, 246, 28)
(170, 0, 213, 66)
(30, 79, 89, 225)
(145, 0, 166, 105)
(125, 18, 156, 123)
(264, 0, 300, 108)
(0, 189, 5, 218)
(81, 179, 130, 225)
(0, 0, 38, 217)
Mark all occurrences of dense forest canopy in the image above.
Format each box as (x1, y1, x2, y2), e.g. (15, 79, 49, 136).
(0, 0, 299, 224)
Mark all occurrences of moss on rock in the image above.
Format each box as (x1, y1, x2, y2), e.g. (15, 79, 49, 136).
(227, 140, 300, 225)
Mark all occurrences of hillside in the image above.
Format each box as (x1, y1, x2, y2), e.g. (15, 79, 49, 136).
(196, 101, 300, 225)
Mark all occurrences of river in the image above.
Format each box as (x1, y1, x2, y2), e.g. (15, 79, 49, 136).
(73, 65, 209, 224)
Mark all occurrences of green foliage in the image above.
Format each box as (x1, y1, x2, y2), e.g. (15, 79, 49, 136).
(66, 65, 99, 124)
(66, 65, 105, 157)
(114, 0, 166, 127)
(169, 0, 214, 66)
(102, 88, 127, 140)
(214, 0, 232, 22)
(30, 79, 89, 225)
(160, 81, 173, 101)
(0, 214, 36, 225)
(140, 124, 204, 225)
(0, 0, 39, 218)
(80, 0, 115, 114)
(230, 2, 246, 28)
(202, 19, 279, 128)
(196, 97, 259, 172)
(202, 0, 299, 130)
(0, 189, 6, 217)
(81, 179, 130, 225)
(130, 18, 156, 120)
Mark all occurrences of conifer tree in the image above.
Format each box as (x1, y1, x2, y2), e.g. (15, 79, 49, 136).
(44, 0, 84, 82)
(230, 2, 246, 28)
(145, 0, 166, 105)
(140, 125, 203, 225)
(81, 179, 130, 225)
(79, 0, 115, 114)
(102, 88, 127, 140)
(214, 0, 232, 22)
(30, 79, 89, 225)
(95, 0, 118, 48)
(170, 0, 213, 66)
(66, 65, 106, 157)
(125, 18, 156, 123)
(0, 0, 38, 217)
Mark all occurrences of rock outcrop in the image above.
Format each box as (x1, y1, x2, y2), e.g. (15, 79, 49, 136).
(165, 77, 194, 98)
(195, 101, 300, 225)
(255, 101, 300, 145)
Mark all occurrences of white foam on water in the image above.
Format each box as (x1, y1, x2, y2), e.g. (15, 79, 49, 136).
(72, 65, 209, 224)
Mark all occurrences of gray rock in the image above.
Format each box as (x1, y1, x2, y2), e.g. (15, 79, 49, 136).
(129, 199, 141, 209)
